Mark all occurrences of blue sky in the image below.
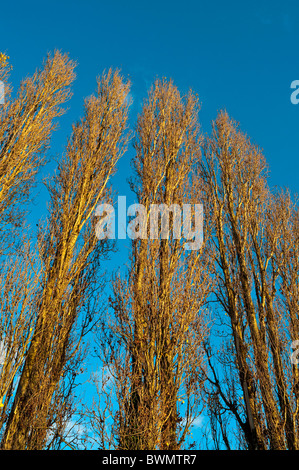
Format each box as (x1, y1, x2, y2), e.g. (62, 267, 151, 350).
(1, 0, 299, 448)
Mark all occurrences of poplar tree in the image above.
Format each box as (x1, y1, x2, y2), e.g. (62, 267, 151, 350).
(200, 111, 299, 450)
(93, 79, 212, 450)
(0, 50, 75, 443)
(1, 69, 130, 449)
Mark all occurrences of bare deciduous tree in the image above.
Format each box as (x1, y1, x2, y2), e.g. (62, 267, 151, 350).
(92, 79, 212, 451)
(200, 111, 299, 450)
(1, 69, 130, 450)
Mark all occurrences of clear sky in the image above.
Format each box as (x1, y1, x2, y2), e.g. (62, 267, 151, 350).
(1, 0, 299, 448)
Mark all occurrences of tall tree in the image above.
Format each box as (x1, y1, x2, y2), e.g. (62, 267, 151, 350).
(1, 69, 130, 450)
(0, 50, 75, 445)
(94, 79, 212, 450)
(200, 111, 299, 450)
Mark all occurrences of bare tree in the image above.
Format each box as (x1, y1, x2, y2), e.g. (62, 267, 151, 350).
(93, 79, 212, 450)
(1, 69, 130, 450)
(200, 111, 299, 450)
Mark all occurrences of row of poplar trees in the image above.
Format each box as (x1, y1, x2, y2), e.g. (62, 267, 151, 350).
(0, 51, 298, 450)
